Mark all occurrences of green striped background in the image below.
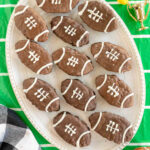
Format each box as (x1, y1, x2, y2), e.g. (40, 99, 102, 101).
(0, 0, 150, 149)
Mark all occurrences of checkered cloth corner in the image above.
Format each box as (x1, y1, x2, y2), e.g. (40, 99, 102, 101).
(0, 105, 41, 150)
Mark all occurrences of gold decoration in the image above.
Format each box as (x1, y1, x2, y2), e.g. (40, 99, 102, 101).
(117, 0, 128, 5)
(127, 0, 150, 31)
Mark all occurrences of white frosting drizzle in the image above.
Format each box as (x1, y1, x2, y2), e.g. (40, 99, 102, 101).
(81, 59, 91, 76)
(76, 131, 91, 147)
(14, 6, 29, 17)
(69, 0, 73, 10)
(45, 97, 60, 112)
(53, 112, 66, 127)
(16, 40, 30, 53)
(38, 0, 46, 7)
(37, 62, 53, 74)
(104, 17, 116, 33)
(94, 42, 104, 59)
(84, 95, 96, 112)
(34, 29, 49, 42)
(54, 48, 65, 64)
(23, 78, 37, 93)
(92, 112, 102, 130)
(62, 79, 73, 95)
(122, 124, 132, 144)
(121, 93, 134, 108)
(52, 16, 63, 31)
(78, 1, 89, 16)
(97, 74, 107, 90)
(119, 57, 131, 73)
(76, 31, 89, 47)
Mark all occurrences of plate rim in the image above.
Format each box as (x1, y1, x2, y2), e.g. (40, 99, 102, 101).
(6, 0, 146, 150)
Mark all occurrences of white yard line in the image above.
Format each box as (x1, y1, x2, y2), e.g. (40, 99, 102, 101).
(40, 144, 55, 147)
(129, 143, 150, 146)
(0, 4, 16, 8)
(144, 106, 150, 109)
(144, 70, 150, 73)
(108, 1, 145, 4)
(133, 35, 150, 38)
(0, 73, 9, 76)
(0, 39, 6, 42)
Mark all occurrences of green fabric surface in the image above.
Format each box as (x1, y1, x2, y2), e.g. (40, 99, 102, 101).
(0, 0, 150, 149)
(0, 42, 7, 72)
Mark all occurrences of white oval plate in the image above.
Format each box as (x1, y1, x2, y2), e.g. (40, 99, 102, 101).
(6, 0, 145, 150)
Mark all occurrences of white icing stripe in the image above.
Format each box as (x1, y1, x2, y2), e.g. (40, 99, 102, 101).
(122, 124, 132, 144)
(45, 97, 60, 112)
(34, 30, 49, 42)
(78, 1, 89, 16)
(81, 59, 91, 76)
(16, 40, 30, 53)
(121, 93, 134, 108)
(119, 57, 131, 73)
(69, 0, 73, 10)
(54, 48, 65, 64)
(104, 17, 116, 33)
(92, 112, 102, 130)
(23, 78, 37, 93)
(38, 0, 45, 7)
(76, 131, 91, 147)
(62, 79, 73, 95)
(76, 31, 89, 47)
(14, 6, 29, 17)
(84, 95, 96, 112)
(97, 74, 107, 90)
(52, 16, 63, 31)
(37, 62, 53, 74)
(94, 42, 104, 59)
(53, 112, 66, 127)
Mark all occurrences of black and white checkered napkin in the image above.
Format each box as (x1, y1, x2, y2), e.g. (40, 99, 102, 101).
(0, 105, 41, 150)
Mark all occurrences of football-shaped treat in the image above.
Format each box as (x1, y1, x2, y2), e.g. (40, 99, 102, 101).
(52, 47, 93, 76)
(96, 75, 134, 108)
(14, 5, 49, 42)
(53, 111, 91, 147)
(135, 148, 150, 150)
(89, 112, 133, 144)
(78, 1, 118, 32)
(51, 16, 89, 47)
(36, 0, 80, 13)
(91, 42, 132, 73)
(61, 79, 96, 111)
(23, 78, 60, 112)
(15, 40, 53, 75)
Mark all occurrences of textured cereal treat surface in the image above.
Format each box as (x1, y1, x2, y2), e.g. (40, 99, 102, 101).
(61, 79, 96, 111)
(14, 5, 49, 42)
(53, 111, 91, 147)
(23, 78, 60, 112)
